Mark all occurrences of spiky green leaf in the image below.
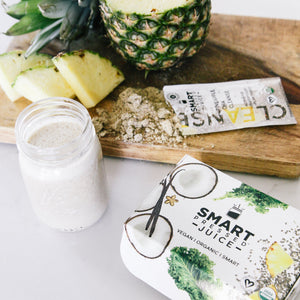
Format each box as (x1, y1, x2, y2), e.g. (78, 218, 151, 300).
(38, 0, 71, 19)
(6, 0, 41, 19)
(5, 13, 55, 36)
(78, 0, 90, 8)
(87, 0, 101, 28)
(60, 1, 90, 41)
(25, 18, 63, 57)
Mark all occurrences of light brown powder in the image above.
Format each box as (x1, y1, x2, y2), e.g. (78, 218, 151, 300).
(92, 87, 185, 146)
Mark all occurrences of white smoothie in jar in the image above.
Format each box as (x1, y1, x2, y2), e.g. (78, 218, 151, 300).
(16, 98, 107, 231)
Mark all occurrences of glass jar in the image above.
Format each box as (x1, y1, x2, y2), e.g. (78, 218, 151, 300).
(15, 97, 107, 231)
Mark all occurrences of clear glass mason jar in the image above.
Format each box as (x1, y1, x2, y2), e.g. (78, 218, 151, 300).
(15, 97, 107, 231)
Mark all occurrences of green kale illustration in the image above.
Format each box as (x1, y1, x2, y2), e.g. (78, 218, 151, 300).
(216, 183, 288, 214)
(167, 247, 219, 300)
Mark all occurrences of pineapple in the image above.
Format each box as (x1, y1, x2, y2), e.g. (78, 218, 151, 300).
(0, 50, 53, 101)
(266, 242, 294, 277)
(12, 65, 75, 102)
(5, 0, 211, 70)
(99, 0, 211, 70)
(53, 50, 124, 108)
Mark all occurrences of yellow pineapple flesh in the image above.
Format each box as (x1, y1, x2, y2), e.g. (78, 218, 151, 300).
(0, 50, 53, 101)
(13, 66, 75, 102)
(53, 50, 124, 108)
(266, 242, 294, 277)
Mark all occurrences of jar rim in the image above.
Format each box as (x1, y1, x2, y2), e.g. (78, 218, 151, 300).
(15, 97, 94, 164)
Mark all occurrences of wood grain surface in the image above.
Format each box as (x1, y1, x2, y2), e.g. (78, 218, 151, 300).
(1, 14, 299, 178)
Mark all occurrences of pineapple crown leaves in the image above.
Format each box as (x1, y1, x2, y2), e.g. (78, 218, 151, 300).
(3, 0, 103, 57)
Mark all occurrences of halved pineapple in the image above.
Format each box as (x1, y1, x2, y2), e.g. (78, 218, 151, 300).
(53, 50, 125, 108)
(99, 0, 211, 70)
(0, 50, 53, 101)
(13, 65, 75, 102)
(266, 242, 294, 277)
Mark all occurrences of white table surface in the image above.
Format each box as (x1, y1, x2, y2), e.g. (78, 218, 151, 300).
(0, 1, 299, 299)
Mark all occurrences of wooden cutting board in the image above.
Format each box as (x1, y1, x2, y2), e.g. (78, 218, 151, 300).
(1, 14, 300, 178)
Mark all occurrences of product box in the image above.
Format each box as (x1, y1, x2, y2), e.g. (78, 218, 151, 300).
(120, 155, 300, 300)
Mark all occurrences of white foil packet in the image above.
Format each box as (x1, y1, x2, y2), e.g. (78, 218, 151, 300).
(163, 77, 297, 135)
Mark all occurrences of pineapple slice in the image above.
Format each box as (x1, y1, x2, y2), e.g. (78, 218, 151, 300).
(266, 242, 294, 277)
(53, 50, 124, 108)
(0, 50, 53, 101)
(12, 66, 75, 102)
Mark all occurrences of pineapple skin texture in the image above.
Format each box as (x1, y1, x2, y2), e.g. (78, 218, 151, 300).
(0, 50, 53, 101)
(99, 0, 211, 70)
(53, 50, 125, 108)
